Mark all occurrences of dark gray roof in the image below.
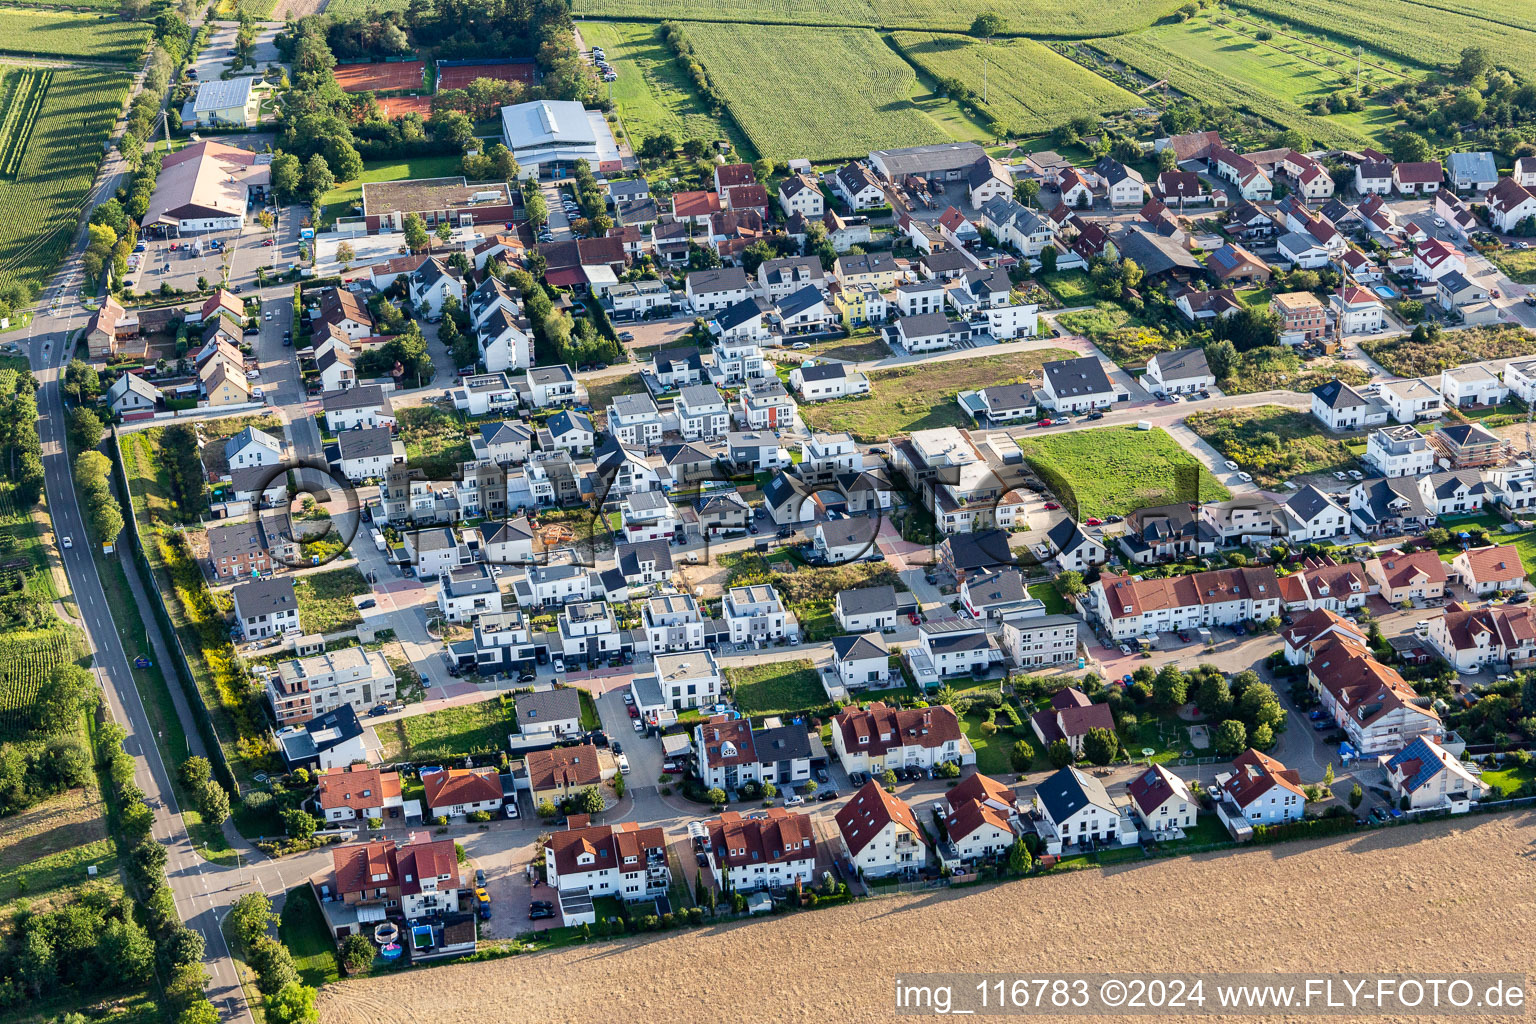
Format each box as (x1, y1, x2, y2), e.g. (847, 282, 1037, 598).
(1043, 356, 1113, 398)
(712, 296, 768, 332)
(899, 311, 958, 338)
(1312, 379, 1371, 410)
(964, 568, 1026, 606)
(653, 347, 704, 373)
(838, 585, 898, 616)
(1437, 270, 1475, 294)
(1150, 347, 1210, 381)
(1036, 765, 1116, 823)
(819, 516, 879, 549)
(943, 530, 1012, 571)
(609, 392, 658, 418)
(1114, 225, 1201, 277)
(981, 383, 1035, 412)
(832, 632, 888, 661)
(443, 564, 497, 597)
(688, 266, 750, 293)
(483, 517, 534, 545)
(921, 249, 973, 273)
(617, 539, 673, 578)
(1284, 484, 1338, 522)
(207, 520, 266, 563)
(337, 426, 396, 460)
(546, 409, 593, 437)
(753, 723, 812, 763)
(678, 383, 726, 408)
(777, 284, 826, 319)
(516, 687, 582, 727)
(1047, 517, 1093, 555)
(479, 420, 533, 446)
(231, 576, 296, 617)
(528, 364, 575, 385)
(796, 362, 847, 383)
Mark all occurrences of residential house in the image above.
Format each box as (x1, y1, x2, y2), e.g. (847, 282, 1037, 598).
(1436, 270, 1491, 315)
(1452, 544, 1526, 595)
(1127, 763, 1197, 834)
(558, 601, 626, 667)
(327, 835, 460, 924)
(637, 651, 723, 715)
(1381, 736, 1487, 813)
(1329, 286, 1387, 335)
(1346, 475, 1441, 536)
(1505, 359, 1536, 404)
(1366, 424, 1435, 477)
(1207, 242, 1270, 284)
(231, 577, 299, 639)
(674, 384, 730, 441)
(958, 383, 1037, 425)
(1277, 557, 1372, 611)
(1094, 157, 1147, 207)
(999, 613, 1079, 669)
(834, 251, 903, 292)
(1413, 238, 1465, 282)
(335, 426, 404, 482)
(1378, 377, 1444, 423)
(958, 568, 1031, 619)
(1215, 749, 1305, 828)
(1210, 145, 1272, 200)
(776, 285, 837, 335)
(108, 372, 162, 417)
(1355, 158, 1394, 194)
(1032, 765, 1136, 854)
(835, 585, 904, 634)
(1365, 550, 1448, 605)
(1429, 600, 1536, 672)
(1029, 687, 1114, 757)
(1277, 485, 1351, 542)
(703, 808, 816, 892)
(723, 584, 794, 645)
(790, 362, 870, 402)
(543, 818, 668, 902)
(814, 515, 880, 563)
(737, 380, 796, 430)
(316, 766, 405, 824)
(1118, 502, 1218, 566)
(1173, 286, 1243, 323)
(1039, 355, 1117, 412)
(513, 687, 582, 739)
(831, 163, 886, 211)
(473, 420, 534, 464)
(1142, 347, 1213, 396)
(1448, 151, 1498, 193)
(607, 392, 662, 447)
(830, 702, 967, 775)
(266, 647, 396, 726)
(835, 780, 926, 878)
(1309, 642, 1442, 753)
(686, 267, 753, 314)
(1280, 608, 1368, 666)
(652, 347, 706, 389)
(1488, 176, 1536, 233)
(938, 773, 1017, 863)
(1045, 518, 1107, 572)
(758, 256, 826, 300)
(833, 632, 891, 690)
(525, 744, 605, 808)
(1273, 291, 1327, 345)
(1088, 566, 1282, 641)
(1393, 161, 1443, 194)
(694, 715, 811, 791)
(436, 564, 500, 624)
(778, 174, 824, 219)
(323, 385, 394, 432)
(967, 155, 1014, 209)
(481, 518, 535, 566)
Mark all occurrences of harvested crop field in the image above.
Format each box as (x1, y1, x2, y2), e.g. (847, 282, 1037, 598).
(333, 60, 425, 93)
(317, 811, 1536, 1024)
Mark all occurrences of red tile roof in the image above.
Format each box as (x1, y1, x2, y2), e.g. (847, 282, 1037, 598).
(525, 743, 603, 791)
(395, 838, 458, 896)
(1369, 550, 1447, 591)
(706, 808, 815, 869)
(673, 190, 722, 219)
(1458, 543, 1526, 584)
(422, 767, 502, 809)
(699, 715, 756, 766)
(942, 773, 1016, 842)
(834, 780, 923, 856)
(833, 701, 961, 757)
(1221, 749, 1304, 809)
(546, 821, 665, 879)
(1394, 161, 1444, 184)
(317, 766, 401, 811)
(1127, 763, 1192, 816)
(332, 839, 397, 895)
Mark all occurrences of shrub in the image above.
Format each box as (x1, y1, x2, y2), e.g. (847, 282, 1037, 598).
(466, 810, 492, 823)
(366, 816, 383, 829)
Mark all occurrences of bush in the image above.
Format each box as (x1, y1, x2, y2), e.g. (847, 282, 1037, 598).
(339, 933, 375, 974)
(466, 810, 492, 823)
(1010, 739, 1035, 772)
(366, 816, 383, 829)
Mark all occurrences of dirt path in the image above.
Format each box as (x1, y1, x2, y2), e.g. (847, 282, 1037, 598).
(317, 811, 1536, 1024)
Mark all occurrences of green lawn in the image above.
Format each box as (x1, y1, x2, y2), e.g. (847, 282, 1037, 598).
(377, 697, 513, 761)
(958, 710, 1016, 776)
(1185, 405, 1361, 488)
(279, 884, 341, 986)
(397, 405, 472, 477)
(725, 659, 828, 716)
(293, 567, 370, 634)
(318, 154, 467, 225)
(0, 9, 150, 62)
(1479, 764, 1535, 797)
(579, 689, 600, 731)
(577, 21, 751, 158)
(797, 348, 1075, 441)
(1027, 582, 1069, 614)
(1039, 271, 1097, 306)
(1235, 287, 1273, 309)
(1017, 426, 1229, 520)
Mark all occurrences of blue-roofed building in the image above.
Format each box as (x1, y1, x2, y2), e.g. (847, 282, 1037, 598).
(1206, 242, 1270, 284)
(1446, 151, 1498, 194)
(1030, 766, 1138, 855)
(1381, 736, 1485, 812)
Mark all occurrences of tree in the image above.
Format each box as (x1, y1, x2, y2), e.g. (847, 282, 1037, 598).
(19, 928, 55, 996)
(1006, 836, 1032, 876)
(970, 10, 1006, 39)
(1349, 782, 1364, 810)
(1251, 721, 1274, 750)
(265, 984, 319, 1024)
(178, 1001, 220, 1024)
(1082, 727, 1118, 766)
(1047, 738, 1074, 768)
(62, 359, 100, 404)
(301, 153, 334, 200)
(68, 407, 103, 452)
(1457, 45, 1491, 82)
(336, 242, 355, 265)
(258, 210, 274, 231)
(325, 140, 363, 184)
(403, 213, 430, 254)
(1205, 337, 1238, 380)
(1195, 672, 1232, 719)
(761, 781, 777, 799)
(1390, 131, 1433, 164)
(435, 221, 454, 247)
(577, 786, 605, 814)
(1153, 664, 1189, 709)
(179, 755, 212, 789)
(1158, 146, 1178, 172)
(639, 132, 677, 160)
(1011, 178, 1041, 209)
(33, 664, 97, 735)
(1010, 738, 1035, 772)
(248, 936, 299, 995)
(269, 152, 303, 204)
(338, 932, 375, 974)
(166, 926, 206, 969)
(1057, 570, 1086, 598)
(1039, 246, 1058, 274)
(706, 787, 726, 806)
(1237, 681, 1285, 732)
(1214, 718, 1247, 757)
(881, 768, 899, 789)
(281, 807, 316, 841)
(1323, 761, 1335, 786)
(197, 778, 231, 826)
(97, 917, 155, 987)
(228, 892, 275, 950)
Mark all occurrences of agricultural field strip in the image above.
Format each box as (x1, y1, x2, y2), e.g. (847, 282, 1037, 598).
(1228, 0, 1536, 70)
(890, 32, 1140, 135)
(0, 69, 51, 179)
(0, 67, 131, 294)
(0, 9, 151, 63)
(678, 23, 947, 161)
(1088, 32, 1374, 150)
(0, 628, 83, 732)
(569, 0, 1188, 36)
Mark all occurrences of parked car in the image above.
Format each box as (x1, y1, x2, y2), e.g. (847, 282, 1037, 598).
(474, 868, 486, 887)
(1087, 411, 1103, 420)
(368, 704, 391, 717)
(1224, 460, 1239, 470)
(1237, 472, 1252, 483)
(1043, 501, 1061, 510)
(623, 691, 635, 704)
(1084, 517, 1103, 526)
(528, 903, 555, 921)
(358, 598, 376, 609)
(617, 754, 631, 774)
(627, 704, 639, 718)
(816, 789, 838, 801)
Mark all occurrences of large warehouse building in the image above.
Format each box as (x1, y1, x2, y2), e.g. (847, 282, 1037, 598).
(141, 141, 271, 235)
(499, 100, 619, 179)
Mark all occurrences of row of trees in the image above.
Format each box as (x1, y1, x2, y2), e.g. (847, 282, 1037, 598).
(0, 666, 98, 817)
(226, 892, 319, 1024)
(0, 366, 43, 509)
(73, 453, 126, 549)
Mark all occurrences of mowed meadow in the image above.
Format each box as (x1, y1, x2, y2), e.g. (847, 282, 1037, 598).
(574, 0, 1186, 35)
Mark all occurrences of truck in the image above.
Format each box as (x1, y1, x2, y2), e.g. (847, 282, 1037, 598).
(371, 529, 385, 552)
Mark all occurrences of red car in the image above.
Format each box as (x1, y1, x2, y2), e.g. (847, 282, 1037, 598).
(1085, 517, 1103, 526)
(1038, 418, 1053, 427)
(261, 238, 274, 246)
(627, 704, 639, 719)
(1043, 502, 1061, 511)
(661, 764, 683, 775)
(908, 612, 921, 625)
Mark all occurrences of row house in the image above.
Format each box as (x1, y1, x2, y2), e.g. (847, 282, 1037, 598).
(1308, 640, 1443, 754)
(940, 773, 1018, 864)
(544, 818, 669, 904)
(1032, 766, 1137, 855)
(1088, 566, 1281, 641)
(694, 715, 812, 792)
(1381, 736, 1488, 814)
(1277, 557, 1373, 612)
(703, 808, 816, 892)
(723, 584, 796, 645)
(835, 780, 926, 878)
(1428, 600, 1536, 673)
(831, 702, 968, 775)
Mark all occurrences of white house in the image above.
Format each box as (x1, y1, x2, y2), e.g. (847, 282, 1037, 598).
(703, 808, 816, 891)
(315, 766, 405, 824)
(686, 267, 753, 313)
(1126, 763, 1196, 835)
(1142, 348, 1213, 396)
(1277, 231, 1331, 269)
(335, 426, 405, 482)
(790, 362, 870, 401)
(1378, 377, 1444, 424)
(1504, 359, 1536, 404)
(896, 312, 965, 353)
(1380, 736, 1487, 813)
(479, 307, 533, 373)
(832, 632, 890, 690)
(225, 426, 284, 471)
(778, 174, 824, 219)
(1328, 286, 1386, 335)
(1366, 424, 1435, 478)
(940, 773, 1017, 863)
(607, 392, 663, 446)
(231, 577, 298, 639)
(1487, 177, 1536, 233)
(835, 585, 903, 634)
(1277, 485, 1350, 542)
(323, 385, 394, 432)
(1440, 364, 1508, 409)
(1032, 766, 1136, 855)
(834, 780, 927, 878)
(1412, 238, 1465, 282)
(829, 701, 969, 775)
(1039, 356, 1117, 413)
(544, 819, 669, 902)
(999, 613, 1079, 669)
(436, 563, 500, 623)
(1089, 566, 1282, 641)
(408, 258, 465, 318)
(723, 584, 794, 645)
(108, 372, 161, 416)
(674, 384, 730, 441)
(1215, 749, 1305, 828)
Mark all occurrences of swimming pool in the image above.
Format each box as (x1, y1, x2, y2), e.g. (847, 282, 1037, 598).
(1374, 285, 1398, 300)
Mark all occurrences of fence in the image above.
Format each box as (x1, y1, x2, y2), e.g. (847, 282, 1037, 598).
(109, 426, 239, 796)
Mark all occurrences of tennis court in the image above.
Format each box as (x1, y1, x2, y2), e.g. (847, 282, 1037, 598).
(374, 95, 432, 120)
(334, 60, 426, 93)
(435, 58, 537, 92)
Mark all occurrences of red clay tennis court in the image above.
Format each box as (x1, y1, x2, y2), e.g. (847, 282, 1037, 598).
(333, 60, 426, 93)
(374, 95, 432, 120)
(435, 59, 537, 92)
